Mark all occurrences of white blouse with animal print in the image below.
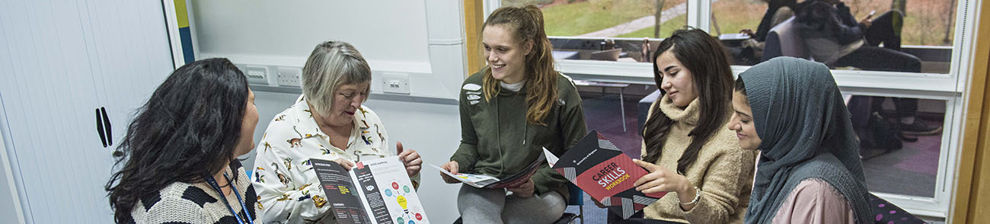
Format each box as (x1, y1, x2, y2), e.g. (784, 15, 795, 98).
(251, 95, 416, 223)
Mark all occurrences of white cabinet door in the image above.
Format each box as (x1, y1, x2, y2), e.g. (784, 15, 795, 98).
(0, 0, 173, 223)
(87, 0, 175, 150)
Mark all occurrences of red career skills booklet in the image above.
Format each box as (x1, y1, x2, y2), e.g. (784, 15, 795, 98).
(545, 131, 667, 219)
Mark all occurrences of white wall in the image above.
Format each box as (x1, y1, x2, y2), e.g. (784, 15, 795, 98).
(189, 0, 467, 99)
(190, 0, 431, 72)
(249, 91, 463, 223)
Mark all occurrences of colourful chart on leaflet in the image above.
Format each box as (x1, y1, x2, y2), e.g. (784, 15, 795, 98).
(382, 180, 426, 224)
(313, 157, 430, 224)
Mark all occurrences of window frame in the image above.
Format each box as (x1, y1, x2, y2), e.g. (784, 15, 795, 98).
(488, 0, 983, 218)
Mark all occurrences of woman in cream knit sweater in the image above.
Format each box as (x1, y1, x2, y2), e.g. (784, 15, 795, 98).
(629, 29, 758, 224)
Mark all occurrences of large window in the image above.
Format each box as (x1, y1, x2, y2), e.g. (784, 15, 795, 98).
(492, 0, 977, 218)
(711, 0, 958, 73)
(846, 95, 947, 198)
(502, 0, 959, 74)
(501, 0, 686, 63)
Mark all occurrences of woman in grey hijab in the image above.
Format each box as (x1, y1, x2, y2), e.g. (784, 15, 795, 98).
(728, 57, 871, 223)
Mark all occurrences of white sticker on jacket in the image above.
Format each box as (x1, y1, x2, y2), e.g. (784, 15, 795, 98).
(469, 100, 480, 105)
(463, 83, 482, 91)
(467, 95, 481, 100)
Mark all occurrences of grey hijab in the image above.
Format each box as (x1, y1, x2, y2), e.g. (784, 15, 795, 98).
(740, 57, 871, 223)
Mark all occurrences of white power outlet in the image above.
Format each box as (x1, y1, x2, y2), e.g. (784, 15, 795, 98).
(243, 66, 269, 85)
(382, 72, 410, 94)
(277, 67, 302, 87)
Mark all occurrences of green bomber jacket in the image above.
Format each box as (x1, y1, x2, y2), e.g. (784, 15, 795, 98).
(450, 70, 588, 198)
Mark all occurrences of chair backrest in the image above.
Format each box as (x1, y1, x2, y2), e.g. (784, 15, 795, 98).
(763, 17, 809, 61)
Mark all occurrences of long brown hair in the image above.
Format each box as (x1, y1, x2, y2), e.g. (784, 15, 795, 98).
(641, 29, 734, 174)
(481, 5, 557, 125)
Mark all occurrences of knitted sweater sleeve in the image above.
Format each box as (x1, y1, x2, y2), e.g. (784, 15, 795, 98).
(682, 148, 757, 223)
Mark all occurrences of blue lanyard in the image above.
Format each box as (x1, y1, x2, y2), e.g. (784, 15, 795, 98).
(205, 173, 255, 224)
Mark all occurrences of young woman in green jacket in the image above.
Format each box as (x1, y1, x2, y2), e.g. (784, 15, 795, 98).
(439, 5, 587, 224)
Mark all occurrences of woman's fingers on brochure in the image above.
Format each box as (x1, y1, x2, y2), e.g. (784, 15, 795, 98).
(442, 161, 459, 173)
(406, 156, 422, 166)
(635, 176, 678, 194)
(633, 161, 674, 192)
(641, 184, 672, 194)
(406, 164, 422, 177)
(632, 159, 663, 187)
(441, 161, 460, 183)
(633, 159, 659, 172)
(396, 141, 405, 155)
(397, 146, 422, 177)
(635, 176, 664, 191)
(399, 149, 420, 165)
(405, 156, 422, 177)
(406, 157, 423, 177)
(334, 158, 355, 170)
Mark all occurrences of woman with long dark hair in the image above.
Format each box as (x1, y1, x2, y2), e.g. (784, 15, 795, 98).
(630, 29, 757, 223)
(105, 58, 259, 223)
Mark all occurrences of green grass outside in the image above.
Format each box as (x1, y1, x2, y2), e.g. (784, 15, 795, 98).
(901, 13, 954, 46)
(709, 0, 765, 36)
(615, 15, 686, 38)
(542, 0, 655, 36)
(540, 0, 953, 46)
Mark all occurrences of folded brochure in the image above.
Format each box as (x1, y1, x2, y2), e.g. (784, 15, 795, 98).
(544, 130, 667, 219)
(311, 157, 429, 224)
(432, 153, 545, 189)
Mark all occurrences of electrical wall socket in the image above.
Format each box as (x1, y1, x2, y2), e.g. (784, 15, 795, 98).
(277, 67, 302, 87)
(382, 72, 410, 94)
(243, 66, 269, 85)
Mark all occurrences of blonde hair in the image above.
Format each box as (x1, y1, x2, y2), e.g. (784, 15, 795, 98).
(301, 41, 371, 117)
(481, 5, 557, 125)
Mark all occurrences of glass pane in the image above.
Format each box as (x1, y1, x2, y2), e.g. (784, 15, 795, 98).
(846, 95, 944, 197)
(712, 0, 957, 73)
(501, 0, 688, 63)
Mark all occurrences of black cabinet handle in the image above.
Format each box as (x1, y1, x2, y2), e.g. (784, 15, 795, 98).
(96, 108, 107, 148)
(101, 107, 112, 146)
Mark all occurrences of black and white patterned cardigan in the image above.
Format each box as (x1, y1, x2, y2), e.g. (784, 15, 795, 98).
(129, 161, 258, 224)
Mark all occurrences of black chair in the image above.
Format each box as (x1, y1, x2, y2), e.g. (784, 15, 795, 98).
(762, 17, 809, 62)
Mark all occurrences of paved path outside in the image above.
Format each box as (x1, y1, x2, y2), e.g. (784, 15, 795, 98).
(578, 3, 686, 37)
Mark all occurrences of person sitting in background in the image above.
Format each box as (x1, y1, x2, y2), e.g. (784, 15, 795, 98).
(744, 0, 798, 42)
(795, 0, 940, 142)
(440, 5, 587, 224)
(730, 57, 871, 223)
(794, 0, 918, 71)
(735, 0, 798, 65)
(624, 29, 757, 224)
(106, 58, 259, 224)
(251, 41, 422, 223)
